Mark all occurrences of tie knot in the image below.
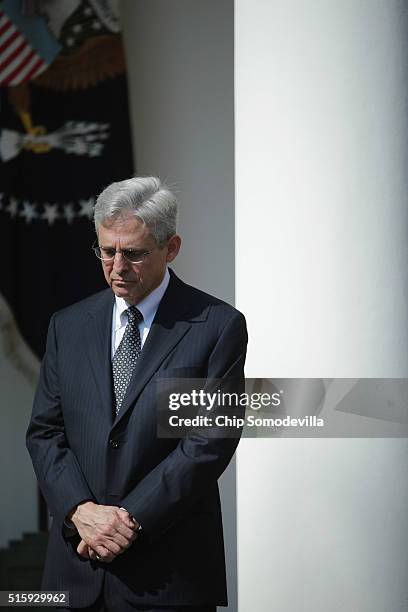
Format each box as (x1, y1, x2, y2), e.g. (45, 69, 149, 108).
(127, 306, 143, 325)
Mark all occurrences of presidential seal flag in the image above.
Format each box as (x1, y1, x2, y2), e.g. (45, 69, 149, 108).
(0, 0, 134, 384)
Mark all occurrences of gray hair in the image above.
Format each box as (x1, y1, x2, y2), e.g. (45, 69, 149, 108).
(94, 176, 179, 246)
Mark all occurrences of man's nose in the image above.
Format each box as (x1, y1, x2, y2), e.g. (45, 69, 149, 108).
(112, 251, 129, 273)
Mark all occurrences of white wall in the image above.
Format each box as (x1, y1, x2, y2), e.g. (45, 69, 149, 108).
(235, 1, 408, 610)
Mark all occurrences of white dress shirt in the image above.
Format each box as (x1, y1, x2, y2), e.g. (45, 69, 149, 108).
(111, 267, 170, 358)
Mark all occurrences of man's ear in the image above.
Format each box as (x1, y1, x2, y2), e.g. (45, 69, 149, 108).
(166, 235, 181, 263)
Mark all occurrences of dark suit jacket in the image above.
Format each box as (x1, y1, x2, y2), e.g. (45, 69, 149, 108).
(26, 269, 247, 608)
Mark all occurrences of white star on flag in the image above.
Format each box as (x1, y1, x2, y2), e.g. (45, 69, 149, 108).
(42, 203, 59, 225)
(79, 197, 94, 219)
(20, 201, 37, 223)
(6, 197, 18, 218)
(63, 203, 76, 224)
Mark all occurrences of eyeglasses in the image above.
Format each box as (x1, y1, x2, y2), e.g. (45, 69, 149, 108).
(92, 241, 154, 264)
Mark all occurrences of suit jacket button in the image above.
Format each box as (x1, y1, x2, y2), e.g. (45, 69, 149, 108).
(109, 439, 119, 448)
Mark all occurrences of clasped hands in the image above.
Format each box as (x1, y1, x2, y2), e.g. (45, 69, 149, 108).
(69, 501, 139, 563)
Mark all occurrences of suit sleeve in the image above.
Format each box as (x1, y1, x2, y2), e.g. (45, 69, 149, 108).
(120, 310, 248, 540)
(26, 313, 95, 529)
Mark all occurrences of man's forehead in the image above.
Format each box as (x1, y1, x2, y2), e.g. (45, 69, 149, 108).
(98, 215, 152, 242)
(100, 213, 143, 230)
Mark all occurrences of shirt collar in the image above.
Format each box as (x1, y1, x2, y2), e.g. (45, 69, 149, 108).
(114, 267, 170, 330)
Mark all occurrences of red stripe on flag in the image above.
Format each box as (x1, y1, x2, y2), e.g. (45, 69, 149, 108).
(2, 48, 35, 85)
(0, 28, 19, 53)
(0, 17, 13, 37)
(0, 39, 27, 73)
(22, 56, 44, 82)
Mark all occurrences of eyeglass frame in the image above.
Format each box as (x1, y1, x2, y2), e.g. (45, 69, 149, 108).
(92, 240, 155, 264)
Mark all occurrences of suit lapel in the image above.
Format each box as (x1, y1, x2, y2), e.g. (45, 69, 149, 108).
(85, 289, 115, 423)
(112, 270, 195, 427)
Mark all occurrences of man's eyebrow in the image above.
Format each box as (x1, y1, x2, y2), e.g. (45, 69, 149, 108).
(122, 247, 148, 252)
(100, 245, 147, 251)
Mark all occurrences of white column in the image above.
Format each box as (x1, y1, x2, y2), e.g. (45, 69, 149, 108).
(235, 1, 408, 610)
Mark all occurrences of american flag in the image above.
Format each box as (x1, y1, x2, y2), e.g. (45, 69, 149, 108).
(0, 0, 60, 87)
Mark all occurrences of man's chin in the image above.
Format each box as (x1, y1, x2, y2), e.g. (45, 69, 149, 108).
(111, 285, 142, 304)
(110, 278, 145, 303)
(112, 285, 134, 298)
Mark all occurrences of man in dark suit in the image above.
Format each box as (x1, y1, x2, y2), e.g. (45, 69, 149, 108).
(26, 177, 247, 612)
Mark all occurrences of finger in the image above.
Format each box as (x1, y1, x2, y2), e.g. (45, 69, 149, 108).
(103, 539, 130, 556)
(114, 518, 136, 537)
(96, 538, 122, 557)
(97, 507, 135, 535)
(88, 547, 98, 560)
(112, 517, 137, 541)
(117, 508, 138, 530)
(94, 545, 116, 563)
(77, 539, 87, 554)
(94, 531, 131, 551)
(106, 532, 131, 549)
(77, 540, 90, 559)
(91, 528, 131, 551)
(92, 520, 134, 544)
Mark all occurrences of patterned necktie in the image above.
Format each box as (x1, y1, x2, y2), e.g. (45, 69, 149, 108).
(112, 305, 143, 415)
